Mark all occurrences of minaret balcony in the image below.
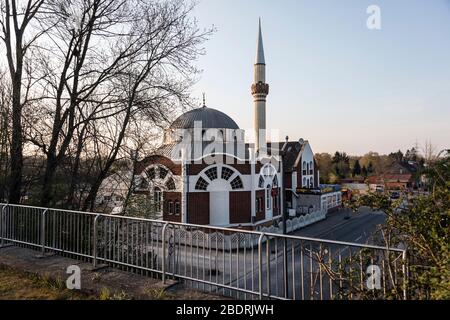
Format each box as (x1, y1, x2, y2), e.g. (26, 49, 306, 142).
(251, 82, 269, 95)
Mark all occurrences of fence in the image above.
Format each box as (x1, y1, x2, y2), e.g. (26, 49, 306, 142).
(0, 203, 408, 300)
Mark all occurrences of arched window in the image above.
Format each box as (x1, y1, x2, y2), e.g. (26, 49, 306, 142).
(309, 161, 313, 175)
(144, 165, 177, 192)
(146, 167, 156, 180)
(262, 165, 276, 178)
(195, 177, 209, 191)
(159, 167, 168, 180)
(258, 175, 265, 188)
(306, 163, 310, 175)
(205, 167, 218, 181)
(230, 176, 244, 190)
(221, 167, 234, 181)
(165, 177, 176, 191)
(196, 166, 243, 191)
(273, 175, 279, 188)
(303, 177, 306, 187)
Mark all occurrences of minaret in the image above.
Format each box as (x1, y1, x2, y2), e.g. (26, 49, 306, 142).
(252, 18, 269, 152)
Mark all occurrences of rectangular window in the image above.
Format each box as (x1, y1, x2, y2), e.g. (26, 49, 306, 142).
(175, 201, 180, 215)
(168, 201, 174, 215)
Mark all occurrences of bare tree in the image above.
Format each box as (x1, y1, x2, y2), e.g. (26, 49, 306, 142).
(0, 0, 45, 203)
(422, 139, 437, 165)
(0, 70, 11, 201)
(19, 0, 212, 208)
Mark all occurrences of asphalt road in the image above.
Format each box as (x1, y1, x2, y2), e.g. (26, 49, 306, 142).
(170, 208, 388, 299)
(231, 207, 388, 299)
(293, 207, 386, 244)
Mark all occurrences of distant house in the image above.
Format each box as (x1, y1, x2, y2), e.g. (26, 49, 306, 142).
(381, 160, 422, 189)
(95, 171, 133, 209)
(340, 177, 369, 196)
(283, 140, 342, 216)
(386, 161, 419, 175)
(366, 174, 413, 191)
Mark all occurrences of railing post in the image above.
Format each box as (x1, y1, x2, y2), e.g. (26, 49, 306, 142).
(402, 250, 408, 300)
(40, 209, 48, 256)
(266, 237, 271, 298)
(161, 222, 169, 283)
(258, 233, 265, 300)
(93, 214, 101, 268)
(283, 237, 288, 298)
(0, 204, 8, 248)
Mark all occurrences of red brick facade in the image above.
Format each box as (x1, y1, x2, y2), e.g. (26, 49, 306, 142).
(187, 192, 210, 225)
(137, 155, 181, 176)
(187, 158, 251, 176)
(314, 159, 319, 188)
(272, 187, 280, 216)
(229, 191, 251, 224)
(284, 172, 292, 189)
(163, 192, 182, 222)
(255, 190, 265, 221)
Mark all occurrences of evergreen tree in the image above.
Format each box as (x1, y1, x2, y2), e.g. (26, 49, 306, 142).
(389, 150, 404, 163)
(352, 159, 362, 177)
(361, 166, 368, 178)
(367, 162, 374, 174)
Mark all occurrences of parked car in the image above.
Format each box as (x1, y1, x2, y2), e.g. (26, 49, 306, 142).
(390, 191, 400, 199)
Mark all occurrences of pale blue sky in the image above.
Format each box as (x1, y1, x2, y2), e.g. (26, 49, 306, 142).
(190, 0, 450, 155)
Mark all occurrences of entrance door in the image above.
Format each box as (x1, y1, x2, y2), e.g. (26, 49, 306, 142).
(209, 191, 229, 226)
(208, 180, 230, 226)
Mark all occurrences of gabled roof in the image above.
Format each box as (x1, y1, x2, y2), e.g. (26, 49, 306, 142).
(270, 140, 309, 172)
(366, 174, 413, 184)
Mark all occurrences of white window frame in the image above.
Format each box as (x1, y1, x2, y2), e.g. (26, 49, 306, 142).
(266, 185, 271, 210)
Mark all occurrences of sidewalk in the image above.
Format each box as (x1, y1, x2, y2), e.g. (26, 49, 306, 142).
(0, 245, 223, 300)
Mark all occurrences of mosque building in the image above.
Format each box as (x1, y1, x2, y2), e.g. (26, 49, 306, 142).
(99, 20, 341, 229)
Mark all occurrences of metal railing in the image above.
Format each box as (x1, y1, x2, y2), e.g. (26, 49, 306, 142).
(0, 203, 408, 300)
